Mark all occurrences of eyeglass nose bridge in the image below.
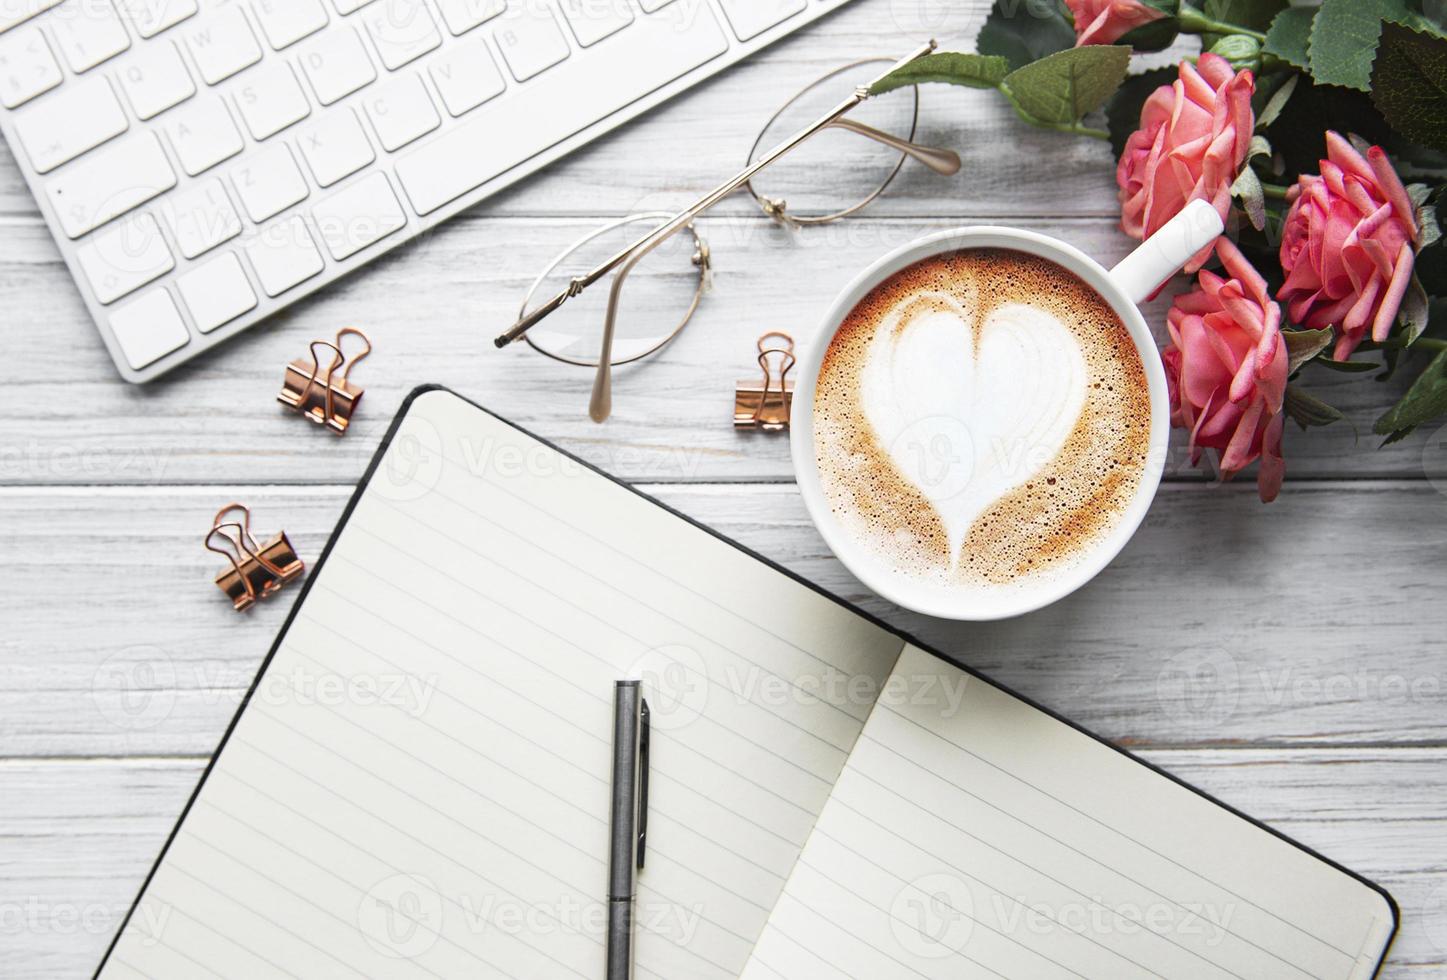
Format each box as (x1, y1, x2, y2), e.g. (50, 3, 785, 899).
(692, 235, 713, 290)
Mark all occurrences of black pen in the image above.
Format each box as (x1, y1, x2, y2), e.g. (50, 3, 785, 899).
(607, 681, 649, 980)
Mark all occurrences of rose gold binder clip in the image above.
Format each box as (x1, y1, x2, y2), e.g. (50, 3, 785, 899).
(278, 327, 371, 435)
(734, 331, 795, 431)
(206, 504, 305, 611)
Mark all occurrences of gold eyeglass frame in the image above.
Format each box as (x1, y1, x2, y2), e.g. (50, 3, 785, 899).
(743, 58, 923, 229)
(493, 40, 960, 423)
(518, 212, 711, 369)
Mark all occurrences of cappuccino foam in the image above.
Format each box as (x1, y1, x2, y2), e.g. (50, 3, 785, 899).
(814, 248, 1152, 589)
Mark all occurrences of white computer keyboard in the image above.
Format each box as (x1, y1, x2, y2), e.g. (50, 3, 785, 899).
(0, 0, 854, 382)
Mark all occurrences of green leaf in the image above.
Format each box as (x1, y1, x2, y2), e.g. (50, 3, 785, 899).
(1418, 232, 1447, 295)
(1313, 356, 1382, 373)
(1231, 164, 1266, 230)
(1256, 72, 1298, 130)
(1116, 17, 1181, 53)
(1401, 276, 1431, 344)
(1001, 45, 1132, 128)
(1427, 0, 1447, 32)
(1267, 78, 1436, 180)
(1264, 6, 1314, 69)
(976, 0, 1077, 73)
(1308, 0, 1414, 91)
(1206, 0, 1286, 34)
(1105, 66, 1176, 159)
(1283, 385, 1346, 429)
(1284, 328, 1334, 374)
(869, 52, 1010, 96)
(1370, 24, 1447, 153)
(1374, 345, 1447, 434)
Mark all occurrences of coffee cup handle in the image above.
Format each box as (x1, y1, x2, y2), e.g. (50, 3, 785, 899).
(1107, 199, 1225, 305)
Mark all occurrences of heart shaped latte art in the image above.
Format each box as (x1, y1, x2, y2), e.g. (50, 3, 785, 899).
(859, 291, 1089, 568)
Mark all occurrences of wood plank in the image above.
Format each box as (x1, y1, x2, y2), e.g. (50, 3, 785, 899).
(3, 481, 1444, 758)
(2, 750, 1439, 978)
(1, 216, 1436, 486)
(0, 4, 1144, 221)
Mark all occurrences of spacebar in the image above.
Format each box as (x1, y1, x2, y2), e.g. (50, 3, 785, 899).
(395, 0, 728, 216)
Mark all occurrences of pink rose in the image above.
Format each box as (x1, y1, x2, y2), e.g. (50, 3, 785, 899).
(1067, 0, 1167, 46)
(1163, 238, 1288, 502)
(1277, 131, 1420, 361)
(1116, 53, 1255, 273)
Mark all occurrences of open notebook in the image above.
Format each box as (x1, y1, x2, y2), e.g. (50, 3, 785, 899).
(96, 387, 1396, 980)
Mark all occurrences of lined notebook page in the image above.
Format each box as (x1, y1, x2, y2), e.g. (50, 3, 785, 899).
(100, 390, 905, 980)
(741, 645, 1395, 980)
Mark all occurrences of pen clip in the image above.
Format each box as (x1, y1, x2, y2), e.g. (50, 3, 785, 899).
(637, 698, 650, 870)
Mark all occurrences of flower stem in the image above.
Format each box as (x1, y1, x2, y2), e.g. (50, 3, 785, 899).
(1178, 3, 1268, 42)
(1260, 181, 1292, 200)
(1044, 120, 1111, 141)
(1367, 336, 1447, 352)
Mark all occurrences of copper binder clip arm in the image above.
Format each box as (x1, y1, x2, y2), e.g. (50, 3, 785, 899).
(735, 331, 796, 431)
(205, 504, 304, 611)
(279, 328, 372, 435)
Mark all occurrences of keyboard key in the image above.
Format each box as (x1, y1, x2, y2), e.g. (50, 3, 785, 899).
(160, 177, 241, 257)
(231, 142, 307, 221)
(109, 288, 189, 369)
(559, 0, 631, 47)
(50, 0, 130, 73)
(12, 74, 126, 172)
(0, 25, 60, 107)
(251, 0, 328, 49)
(46, 132, 176, 237)
(362, 72, 438, 150)
(177, 251, 256, 332)
(116, 0, 198, 38)
(435, 0, 503, 34)
(363, 0, 441, 69)
(244, 214, 324, 295)
(714, 0, 803, 40)
(76, 212, 175, 303)
(234, 61, 310, 139)
(163, 95, 244, 175)
(184, 6, 261, 84)
(495, 4, 568, 81)
(331, 0, 376, 12)
(311, 171, 405, 259)
(0, 0, 62, 33)
(398, 0, 724, 215)
(428, 35, 503, 116)
(117, 40, 196, 119)
(297, 108, 373, 186)
(298, 26, 375, 105)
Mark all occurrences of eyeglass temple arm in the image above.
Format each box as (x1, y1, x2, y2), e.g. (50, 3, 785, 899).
(827, 118, 960, 175)
(493, 39, 940, 351)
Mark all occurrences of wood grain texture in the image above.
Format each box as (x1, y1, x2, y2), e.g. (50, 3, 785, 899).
(3, 482, 1444, 759)
(3, 751, 1442, 979)
(0, 2, 1438, 975)
(1, 216, 1439, 487)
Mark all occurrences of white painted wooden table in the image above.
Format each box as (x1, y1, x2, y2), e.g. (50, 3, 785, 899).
(3, 4, 1445, 977)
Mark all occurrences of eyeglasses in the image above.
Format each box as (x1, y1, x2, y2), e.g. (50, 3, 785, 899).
(492, 41, 960, 422)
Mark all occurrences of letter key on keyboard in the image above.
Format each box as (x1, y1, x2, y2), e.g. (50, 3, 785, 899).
(46, 131, 176, 237)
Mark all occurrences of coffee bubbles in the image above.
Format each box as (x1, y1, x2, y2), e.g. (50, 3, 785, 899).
(814, 248, 1152, 591)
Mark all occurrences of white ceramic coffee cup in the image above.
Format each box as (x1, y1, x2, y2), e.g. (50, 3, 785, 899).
(790, 200, 1225, 620)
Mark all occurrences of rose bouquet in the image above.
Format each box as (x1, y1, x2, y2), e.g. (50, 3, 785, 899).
(874, 0, 1447, 501)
